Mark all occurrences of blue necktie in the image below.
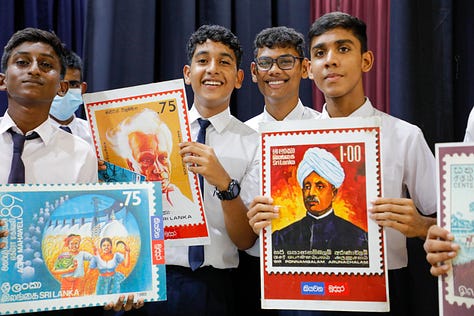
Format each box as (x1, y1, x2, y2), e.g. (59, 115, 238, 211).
(8, 128, 39, 184)
(59, 125, 72, 133)
(188, 118, 211, 271)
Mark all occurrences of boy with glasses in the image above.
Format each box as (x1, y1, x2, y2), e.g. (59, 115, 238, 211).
(239, 26, 320, 315)
(245, 26, 319, 131)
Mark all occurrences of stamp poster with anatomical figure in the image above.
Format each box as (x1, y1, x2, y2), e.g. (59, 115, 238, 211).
(84, 79, 209, 247)
(0, 182, 165, 314)
(436, 143, 474, 316)
(260, 117, 388, 312)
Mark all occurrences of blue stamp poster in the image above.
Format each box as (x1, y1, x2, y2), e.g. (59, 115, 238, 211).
(0, 182, 165, 314)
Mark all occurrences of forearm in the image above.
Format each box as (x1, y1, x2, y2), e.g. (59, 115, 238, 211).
(222, 197, 258, 250)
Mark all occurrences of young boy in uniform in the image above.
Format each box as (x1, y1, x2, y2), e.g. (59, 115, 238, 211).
(248, 12, 437, 315)
(138, 24, 259, 316)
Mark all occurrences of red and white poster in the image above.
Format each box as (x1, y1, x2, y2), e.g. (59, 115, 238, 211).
(260, 117, 388, 312)
(84, 79, 209, 247)
(436, 142, 474, 316)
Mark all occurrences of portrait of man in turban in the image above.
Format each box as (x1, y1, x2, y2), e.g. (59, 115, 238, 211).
(272, 147, 368, 265)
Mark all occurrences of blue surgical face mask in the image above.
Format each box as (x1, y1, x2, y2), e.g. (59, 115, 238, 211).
(50, 88, 83, 121)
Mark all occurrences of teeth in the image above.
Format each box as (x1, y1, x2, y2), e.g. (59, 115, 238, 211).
(204, 81, 222, 86)
(268, 80, 285, 85)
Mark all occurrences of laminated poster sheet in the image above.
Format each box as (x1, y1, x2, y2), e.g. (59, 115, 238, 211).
(260, 117, 389, 312)
(436, 142, 474, 316)
(84, 79, 209, 247)
(0, 182, 165, 314)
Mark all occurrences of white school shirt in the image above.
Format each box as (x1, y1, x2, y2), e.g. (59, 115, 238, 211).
(320, 99, 436, 269)
(165, 106, 260, 269)
(245, 99, 320, 131)
(244, 100, 320, 257)
(464, 106, 474, 142)
(49, 115, 93, 146)
(0, 112, 98, 184)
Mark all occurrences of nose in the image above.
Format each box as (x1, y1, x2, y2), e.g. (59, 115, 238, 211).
(28, 60, 41, 75)
(309, 186, 319, 196)
(206, 58, 219, 73)
(324, 49, 339, 67)
(152, 158, 168, 176)
(267, 60, 281, 73)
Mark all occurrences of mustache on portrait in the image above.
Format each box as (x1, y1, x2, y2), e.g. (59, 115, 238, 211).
(304, 195, 319, 204)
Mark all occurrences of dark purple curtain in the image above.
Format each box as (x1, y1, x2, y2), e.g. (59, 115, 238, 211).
(310, 0, 390, 113)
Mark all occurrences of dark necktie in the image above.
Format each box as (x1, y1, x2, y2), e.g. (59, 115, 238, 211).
(59, 125, 72, 133)
(188, 118, 211, 271)
(8, 128, 40, 184)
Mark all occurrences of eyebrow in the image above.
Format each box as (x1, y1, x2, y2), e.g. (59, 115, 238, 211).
(311, 38, 355, 51)
(194, 50, 235, 61)
(14, 51, 56, 59)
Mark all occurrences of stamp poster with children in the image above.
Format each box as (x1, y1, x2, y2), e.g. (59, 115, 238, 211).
(260, 117, 388, 312)
(84, 79, 209, 247)
(0, 182, 165, 314)
(436, 143, 474, 316)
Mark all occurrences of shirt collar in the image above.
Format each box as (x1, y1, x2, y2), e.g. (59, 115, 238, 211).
(1, 111, 56, 145)
(320, 98, 375, 118)
(306, 209, 334, 220)
(188, 104, 232, 133)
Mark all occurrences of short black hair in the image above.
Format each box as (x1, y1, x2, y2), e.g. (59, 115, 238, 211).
(253, 26, 306, 58)
(308, 12, 368, 53)
(64, 48, 83, 81)
(1, 27, 67, 77)
(186, 24, 243, 68)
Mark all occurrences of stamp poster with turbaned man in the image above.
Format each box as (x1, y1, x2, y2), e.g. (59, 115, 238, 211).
(84, 79, 209, 247)
(260, 117, 388, 312)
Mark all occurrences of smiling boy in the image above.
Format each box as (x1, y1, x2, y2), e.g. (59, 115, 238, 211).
(138, 25, 259, 316)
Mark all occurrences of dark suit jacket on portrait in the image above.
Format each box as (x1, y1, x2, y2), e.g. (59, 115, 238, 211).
(272, 211, 368, 252)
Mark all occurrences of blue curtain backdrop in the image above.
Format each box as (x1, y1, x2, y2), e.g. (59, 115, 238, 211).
(81, 0, 313, 122)
(1, 0, 472, 146)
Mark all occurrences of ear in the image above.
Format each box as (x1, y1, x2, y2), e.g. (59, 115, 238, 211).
(57, 80, 69, 97)
(234, 69, 244, 89)
(0, 73, 6, 91)
(307, 61, 314, 80)
(361, 50, 374, 73)
(250, 62, 258, 83)
(300, 58, 309, 79)
(183, 65, 191, 85)
(81, 82, 88, 94)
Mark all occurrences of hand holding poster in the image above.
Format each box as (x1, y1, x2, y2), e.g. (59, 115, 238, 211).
(0, 182, 165, 314)
(436, 143, 474, 316)
(83, 79, 209, 246)
(260, 117, 388, 312)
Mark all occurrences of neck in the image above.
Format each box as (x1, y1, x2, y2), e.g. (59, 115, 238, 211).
(194, 100, 228, 118)
(325, 96, 366, 118)
(264, 97, 299, 121)
(7, 104, 49, 134)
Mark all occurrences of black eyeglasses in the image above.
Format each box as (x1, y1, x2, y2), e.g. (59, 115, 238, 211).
(254, 54, 304, 71)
